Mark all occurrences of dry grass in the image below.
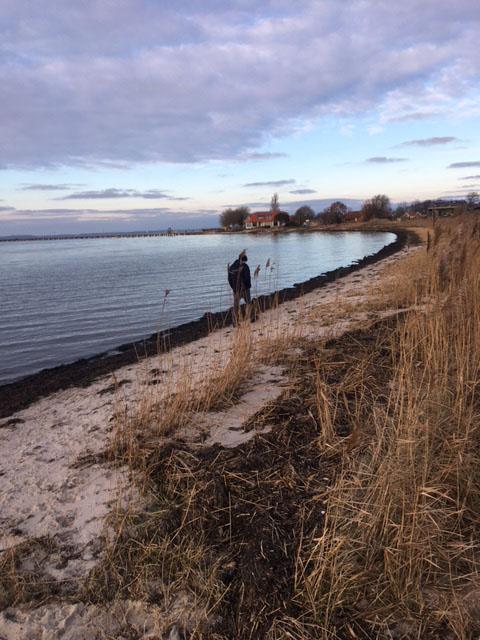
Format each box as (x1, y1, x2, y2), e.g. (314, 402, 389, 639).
(81, 451, 229, 638)
(0, 537, 59, 610)
(111, 320, 254, 472)
(371, 244, 433, 309)
(296, 216, 480, 639)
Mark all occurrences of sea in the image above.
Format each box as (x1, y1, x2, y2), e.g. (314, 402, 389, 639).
(0, 231, 395, 384)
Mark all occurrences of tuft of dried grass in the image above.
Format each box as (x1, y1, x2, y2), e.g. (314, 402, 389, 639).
(0, 537, 59, 610)
(111, 321, 254, 473)
(369, 245, 432, 309)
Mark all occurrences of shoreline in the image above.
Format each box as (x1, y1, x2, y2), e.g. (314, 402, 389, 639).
(0, 228, 417, 419)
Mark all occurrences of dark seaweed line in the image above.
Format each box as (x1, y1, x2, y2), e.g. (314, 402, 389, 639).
(0, 229, 417, 419)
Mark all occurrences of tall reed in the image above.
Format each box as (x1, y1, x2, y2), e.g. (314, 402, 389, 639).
(299, 217, 480, 638)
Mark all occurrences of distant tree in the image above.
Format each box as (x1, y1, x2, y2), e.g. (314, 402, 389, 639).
(466, 191, 480, 210)
(293, 205, 314, 226)
(360, 201, 375, 221)
(275, 211, 290, 225)
(372, 194, 391, 217)
(219, 206, 250, 229)
(361, 194, 391, 220)
(393, 202, 409, 218)
(322, 201, 348, 224)
(270, 193, 280, 213)
(237, 206, 251, 222)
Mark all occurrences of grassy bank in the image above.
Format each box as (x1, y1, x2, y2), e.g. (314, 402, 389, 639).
(298, 216, 480, 638)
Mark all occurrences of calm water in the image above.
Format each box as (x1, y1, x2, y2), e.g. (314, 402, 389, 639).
(0, 231, 395, 384)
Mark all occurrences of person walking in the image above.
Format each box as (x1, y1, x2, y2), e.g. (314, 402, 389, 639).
(228, 250, 251, 325)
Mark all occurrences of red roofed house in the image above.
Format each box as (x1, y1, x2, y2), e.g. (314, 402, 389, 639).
(245, 211, 289, 229)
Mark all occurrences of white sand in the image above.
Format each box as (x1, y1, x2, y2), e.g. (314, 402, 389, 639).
(0, 245, 417, 638)
(0, 599, 179, 640)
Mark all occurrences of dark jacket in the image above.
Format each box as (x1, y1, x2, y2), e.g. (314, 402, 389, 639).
(228, 259, 251, 292)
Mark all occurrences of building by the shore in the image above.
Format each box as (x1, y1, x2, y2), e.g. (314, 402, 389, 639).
(245, 211, 289, 229)
(343, 211, 363, 223)
(427, 202, 466, 217)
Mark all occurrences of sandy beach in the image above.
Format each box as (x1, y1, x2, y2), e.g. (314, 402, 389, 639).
(0, 236, 421, 638)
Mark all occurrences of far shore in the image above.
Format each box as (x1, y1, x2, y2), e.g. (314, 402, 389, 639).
(0, 217, 431, 242)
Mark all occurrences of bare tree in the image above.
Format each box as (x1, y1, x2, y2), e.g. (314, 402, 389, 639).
(293, 205, 314, 226)
(361, 194, 391, 220)
(270, 193, 280, 213)
(219, 206, 250, 229)
(276, 211, 290, 225)
(322, 201, 347, 224)
(466, 192, 479, 210)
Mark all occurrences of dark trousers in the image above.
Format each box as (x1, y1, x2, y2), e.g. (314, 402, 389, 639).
(232, 288, 251, 325)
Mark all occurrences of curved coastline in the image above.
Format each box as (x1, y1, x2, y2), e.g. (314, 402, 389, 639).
(0, 228, 417, 419)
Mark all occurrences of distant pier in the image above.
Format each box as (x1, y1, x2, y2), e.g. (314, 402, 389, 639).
(0, 229, 221, 242)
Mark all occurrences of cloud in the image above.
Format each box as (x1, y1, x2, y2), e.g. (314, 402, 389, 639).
(387, 111, 442, 123)
(460, 174, 480, 180)
(448, 161, 480, 169)
(0, 205, 216, 221)
(243, 179, 296, 188)
(0, 207, 160, 220)
(399, 136, 458, 147)
(0, 1, 479, 168)
(19, 183, 84, 191)
(442, 192, 479, 198)
(246, 198, 364, 212)
(0, 205, 217, 233)
(60, 189, 136, 199)
(445, 183, 480, 190)
(58, 188, 188, 200)
(241, 152, 289, 161)
(289, 188, 317, 194)
(61, 189, 132, 200)
(366, 156, 407, 164)
(140, 191, 189, 201)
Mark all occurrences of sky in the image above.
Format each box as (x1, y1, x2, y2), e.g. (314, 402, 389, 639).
(0, 0, 480, 235)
